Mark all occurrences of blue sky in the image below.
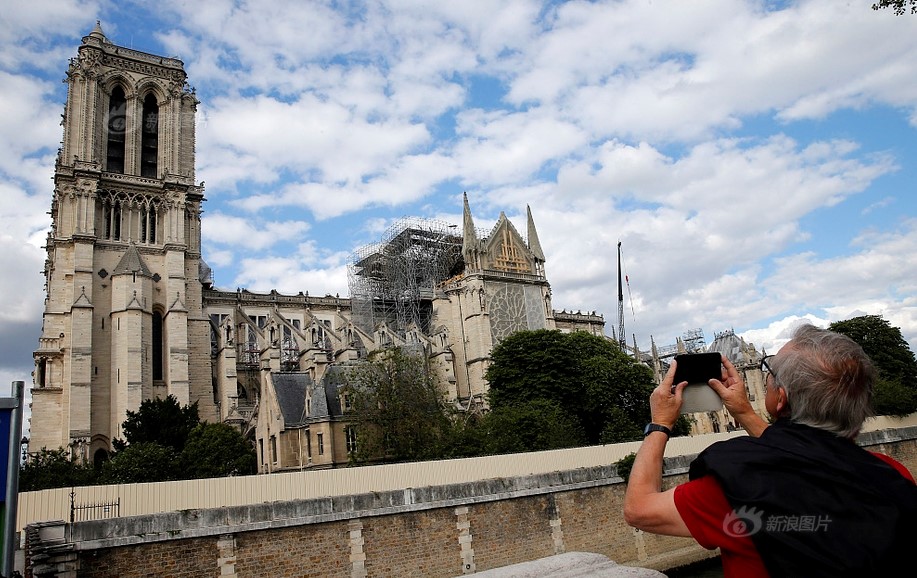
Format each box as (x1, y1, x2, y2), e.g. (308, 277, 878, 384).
(2, 0, 917, 393)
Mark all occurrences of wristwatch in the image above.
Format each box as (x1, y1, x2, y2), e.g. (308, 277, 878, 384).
(643, 423, 673, 437)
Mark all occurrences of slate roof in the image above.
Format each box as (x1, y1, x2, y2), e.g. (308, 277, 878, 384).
(272, 373, 312, 427)
(272, 365, 360, 428)
(319, 365, 350, 417)
(707, 329, 748, 365)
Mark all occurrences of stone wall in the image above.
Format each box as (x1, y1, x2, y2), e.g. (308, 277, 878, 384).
(26, 465, 702, 577)
(78, 537, 216, 578)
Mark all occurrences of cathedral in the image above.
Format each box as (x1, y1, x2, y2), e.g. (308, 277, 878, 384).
(29, 24, 608, 472)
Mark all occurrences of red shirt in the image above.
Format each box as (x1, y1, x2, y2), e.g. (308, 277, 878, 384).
(673, 452, 914, 577)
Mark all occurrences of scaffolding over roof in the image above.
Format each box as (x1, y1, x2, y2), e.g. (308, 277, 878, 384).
(656, 327, 707, 359)
(348, 217, 464, 336)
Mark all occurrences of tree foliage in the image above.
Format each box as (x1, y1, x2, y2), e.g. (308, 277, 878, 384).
(872, 0, 917, 15)
(23, 395, 257, 489)
(345, 347, 455, 463)
(615, 453, 637, 484)
(179, 423, 257, 478)
(477, 399, 585, 454)
(829, 315, 917, 416)
(485, 329, 658, 448)
(19, 448, 97, 492)
(116, 394, 200, 451)
(99, 442, 180, 484)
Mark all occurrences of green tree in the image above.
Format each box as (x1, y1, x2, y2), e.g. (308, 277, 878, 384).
(440, 413, 489, 458)
(24, 396, 257, 487)
(615, 453, 637, 483)
(829, 315, 917, 416)
(479, 399, 585, 454)
(598, 406, 644, 444)
(98, 442, 179, 484)
(179, 423, 257, 478)
(116, 394, 200, 451)
(486, 329, 580, 409)
(485, 329, 659, 446)
(19, 448, 97, 491)
(345, 347, 455, 463)
(872, 0, 916, 15)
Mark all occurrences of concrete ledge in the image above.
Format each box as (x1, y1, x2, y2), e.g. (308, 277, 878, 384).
(463, 552, 665, 577)
(857, 425, 917, 446)
(68, 463, 635, 549)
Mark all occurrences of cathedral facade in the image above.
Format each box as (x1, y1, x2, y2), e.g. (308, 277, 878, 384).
(31, 25, 605, 472)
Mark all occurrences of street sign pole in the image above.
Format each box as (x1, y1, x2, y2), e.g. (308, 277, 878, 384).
(0, 382, 24, 578)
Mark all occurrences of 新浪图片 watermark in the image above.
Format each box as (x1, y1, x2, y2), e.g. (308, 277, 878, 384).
(722, 506, 832, 538)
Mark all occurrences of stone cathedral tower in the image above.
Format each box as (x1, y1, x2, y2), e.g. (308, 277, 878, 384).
(430, 193, 555, 404)
(31, 23, 215, 463)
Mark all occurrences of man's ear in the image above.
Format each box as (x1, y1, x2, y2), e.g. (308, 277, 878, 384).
(775, 388, 789, 416)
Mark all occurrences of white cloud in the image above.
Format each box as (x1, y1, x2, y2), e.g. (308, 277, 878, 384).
(202, 213, 311, 251)
(452, 108, 587, 186)
(0, 236, 44, 324)
(233, 258, 349, 299)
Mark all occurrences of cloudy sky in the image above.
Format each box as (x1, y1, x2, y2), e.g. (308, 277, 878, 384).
(2, 0, 916, 394)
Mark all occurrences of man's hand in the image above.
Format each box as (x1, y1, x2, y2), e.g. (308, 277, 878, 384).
(708, 355, 769, 437)
(650, 361, 688, 429)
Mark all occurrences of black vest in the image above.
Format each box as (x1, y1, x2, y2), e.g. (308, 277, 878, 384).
(689, 419, 917, 577)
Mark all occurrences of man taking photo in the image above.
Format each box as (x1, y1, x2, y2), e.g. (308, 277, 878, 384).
(623, 324, 917, 577)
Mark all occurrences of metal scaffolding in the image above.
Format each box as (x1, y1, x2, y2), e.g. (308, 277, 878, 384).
(682, 327, 707, 352)
(656, 327, 708, 359)
(348, 217, 464, 336)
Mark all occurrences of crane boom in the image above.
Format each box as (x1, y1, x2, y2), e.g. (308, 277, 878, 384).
(617, 241, 625, 350)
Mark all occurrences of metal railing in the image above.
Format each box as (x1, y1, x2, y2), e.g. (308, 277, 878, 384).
(70, 489, 120, 523)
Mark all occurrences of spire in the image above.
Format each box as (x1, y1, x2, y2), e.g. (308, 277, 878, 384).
(526, 205, 545, 261)
(84, 20, 107, 48)
(462, 192, 478, 262)
(87, 20, 108, 43)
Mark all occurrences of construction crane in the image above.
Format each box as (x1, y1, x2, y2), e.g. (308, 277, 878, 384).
(617, 241, 625, 350)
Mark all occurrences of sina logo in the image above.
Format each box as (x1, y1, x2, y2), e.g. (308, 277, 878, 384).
(722, 506, 765, 537)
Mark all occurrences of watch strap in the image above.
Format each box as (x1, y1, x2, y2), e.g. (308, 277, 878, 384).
(643, 423, 673, 437)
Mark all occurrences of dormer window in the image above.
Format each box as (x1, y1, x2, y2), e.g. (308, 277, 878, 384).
(106, 87, 126, 173)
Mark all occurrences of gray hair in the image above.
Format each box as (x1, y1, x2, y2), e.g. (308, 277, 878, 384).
(773, 323, 876, 439)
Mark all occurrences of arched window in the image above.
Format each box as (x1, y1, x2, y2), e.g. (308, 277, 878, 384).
(93, 448, 109, 470)
(140, 205, 149, 243)
(106, 87, 127, 173)
(36, 357, 47, 388)
(140, 201, 157, 244)
(103, 198, 123, 240)
(152, 311, 164, 381)
(141, 94, 159, 178)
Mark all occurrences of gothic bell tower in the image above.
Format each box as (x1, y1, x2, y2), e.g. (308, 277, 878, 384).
(30, 23, 214, 462)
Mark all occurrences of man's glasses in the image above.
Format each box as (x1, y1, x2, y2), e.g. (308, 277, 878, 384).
(761, 355, 778, 386)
